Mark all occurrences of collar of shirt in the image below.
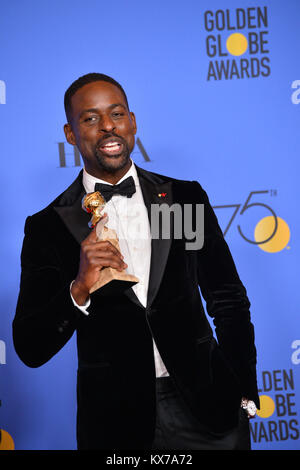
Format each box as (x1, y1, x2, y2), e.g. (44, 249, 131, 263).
(82, 159, 140, 195)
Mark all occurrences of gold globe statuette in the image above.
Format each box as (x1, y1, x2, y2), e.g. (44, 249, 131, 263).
(82, 191, 139, 295)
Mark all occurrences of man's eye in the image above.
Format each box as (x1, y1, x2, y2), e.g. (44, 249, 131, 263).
(83, 116, 99, 124)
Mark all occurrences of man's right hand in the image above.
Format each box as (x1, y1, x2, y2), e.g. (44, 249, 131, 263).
(71, 227, 127, 305)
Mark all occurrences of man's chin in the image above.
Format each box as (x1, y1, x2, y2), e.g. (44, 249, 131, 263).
(95, 152, 130, 173)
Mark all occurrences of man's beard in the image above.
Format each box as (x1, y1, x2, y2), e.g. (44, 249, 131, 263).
(94, 134, 132, 173)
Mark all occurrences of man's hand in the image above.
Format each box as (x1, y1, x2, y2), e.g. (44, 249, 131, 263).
(71, 227, 127, 305)
(241, 398, 257, 418)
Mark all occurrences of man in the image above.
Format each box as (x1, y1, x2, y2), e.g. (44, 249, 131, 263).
(13, 73, 259, 450)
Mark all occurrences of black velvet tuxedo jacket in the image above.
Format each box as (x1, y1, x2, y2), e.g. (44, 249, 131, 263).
(13, 165, 259, 450)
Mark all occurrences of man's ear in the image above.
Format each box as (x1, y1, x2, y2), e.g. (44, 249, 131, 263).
(130, 112, 137, 135)
(64, 123, 76, 146)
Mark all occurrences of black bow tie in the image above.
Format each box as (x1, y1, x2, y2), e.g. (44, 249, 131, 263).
(94, 176, 136, 202)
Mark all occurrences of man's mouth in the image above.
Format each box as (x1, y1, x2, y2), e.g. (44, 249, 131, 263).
(99, 138, 124, 156)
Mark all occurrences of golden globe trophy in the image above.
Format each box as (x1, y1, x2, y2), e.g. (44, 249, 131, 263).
(82, 191, 139, 294)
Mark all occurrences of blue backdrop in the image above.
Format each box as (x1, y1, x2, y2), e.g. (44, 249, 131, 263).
(0, 0, 299, 450)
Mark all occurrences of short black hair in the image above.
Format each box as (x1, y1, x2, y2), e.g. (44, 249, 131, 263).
(64, 73, 129, 122)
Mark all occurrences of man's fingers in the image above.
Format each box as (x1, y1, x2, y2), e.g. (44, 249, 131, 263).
(94, 240, 124, 257)
(83, 240, 124, 260)
(82, 232, 123, 257)
(84, 246, 127, 270)
(80, 230, 127, 272)
(91, 257, 128, 271)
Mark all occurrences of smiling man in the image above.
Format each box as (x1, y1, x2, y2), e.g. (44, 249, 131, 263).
(64, 78, 136, 180)
(13, 73, 259, 450)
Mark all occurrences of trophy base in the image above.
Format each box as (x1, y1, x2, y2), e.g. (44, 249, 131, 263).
(89, 268, 139, 296)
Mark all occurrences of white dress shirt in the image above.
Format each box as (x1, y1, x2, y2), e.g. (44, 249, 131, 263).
(71, 161, 169, 377)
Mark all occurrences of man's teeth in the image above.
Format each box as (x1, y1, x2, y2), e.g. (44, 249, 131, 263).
(102, 142, 120, 148)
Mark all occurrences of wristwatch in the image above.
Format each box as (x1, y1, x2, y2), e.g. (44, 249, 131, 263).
(241, 398, 257, 418)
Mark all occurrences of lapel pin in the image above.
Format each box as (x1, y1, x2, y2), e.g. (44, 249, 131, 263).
(158, 192, 167, 198)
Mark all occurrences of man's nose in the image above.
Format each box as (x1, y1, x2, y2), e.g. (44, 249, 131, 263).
(100, 114, 116, 133)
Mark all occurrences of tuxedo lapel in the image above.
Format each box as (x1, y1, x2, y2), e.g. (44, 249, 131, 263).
(53, 171, 91, 245)
(136, 166, 173, 308)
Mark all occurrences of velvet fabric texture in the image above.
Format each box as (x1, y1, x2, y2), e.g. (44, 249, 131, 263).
(13, 166, 259, 450)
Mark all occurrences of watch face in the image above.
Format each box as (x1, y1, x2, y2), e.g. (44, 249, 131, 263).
(247, 401, 257, 416)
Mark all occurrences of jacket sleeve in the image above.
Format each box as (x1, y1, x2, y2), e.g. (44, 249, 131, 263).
(194, 182, 259, 406)
(13, 215, 80, 368)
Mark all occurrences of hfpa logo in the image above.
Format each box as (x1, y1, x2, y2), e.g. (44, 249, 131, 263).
(0, 80, 6, 104)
